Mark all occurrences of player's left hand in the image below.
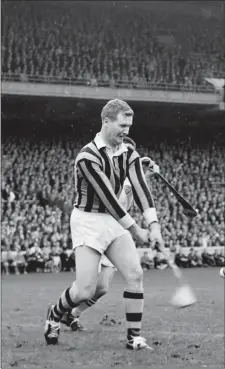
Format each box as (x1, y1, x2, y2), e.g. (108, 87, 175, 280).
(148, 222, 164, 251)
(149, 160, 160, 175)
(141, 157, 160, 175)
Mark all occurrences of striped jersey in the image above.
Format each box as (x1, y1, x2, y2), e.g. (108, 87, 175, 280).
(74, 133, 157, 229)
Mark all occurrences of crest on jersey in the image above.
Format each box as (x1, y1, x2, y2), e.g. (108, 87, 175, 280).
(124, 185, 132, 194)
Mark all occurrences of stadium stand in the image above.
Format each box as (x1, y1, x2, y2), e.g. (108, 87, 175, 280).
(1, 1, 224, 89)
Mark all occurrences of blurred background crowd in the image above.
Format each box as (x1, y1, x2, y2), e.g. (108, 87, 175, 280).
(1, 1, 224, 89)
(1, 1, 224, 274)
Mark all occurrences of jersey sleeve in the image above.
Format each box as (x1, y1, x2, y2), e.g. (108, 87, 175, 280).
(127, 150, 158, 225)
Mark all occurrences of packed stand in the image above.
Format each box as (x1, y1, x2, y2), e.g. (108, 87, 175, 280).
(2, 126, 225, 274)
(2, 2, 224, 88)
(132, 139, 225, 249)
(140, 246, 225, 270)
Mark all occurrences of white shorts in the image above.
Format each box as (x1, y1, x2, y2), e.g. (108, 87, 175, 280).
(100, 254, 114, 268)
(70, 207, 128, 255)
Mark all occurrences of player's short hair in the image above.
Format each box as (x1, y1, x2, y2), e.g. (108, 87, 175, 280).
(101, 99, 134, 122)
(123, 136, 136, 150)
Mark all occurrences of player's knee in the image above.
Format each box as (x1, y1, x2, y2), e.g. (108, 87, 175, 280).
(126, 266, 143, 289)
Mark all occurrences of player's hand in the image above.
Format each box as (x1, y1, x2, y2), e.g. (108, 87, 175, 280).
(129, 224, 149, 245)
(133, 228, 149, 246)
(138, 228, 149, 245)
(142, 157, 160, 179)
(148, 222, 164, 251)
(149, 160, 160, 175)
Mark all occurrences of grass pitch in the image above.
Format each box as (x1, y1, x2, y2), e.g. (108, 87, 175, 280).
(2, 267, 224, 369)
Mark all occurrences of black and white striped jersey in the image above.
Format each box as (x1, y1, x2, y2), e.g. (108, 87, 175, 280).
(74, 133, 157, 229)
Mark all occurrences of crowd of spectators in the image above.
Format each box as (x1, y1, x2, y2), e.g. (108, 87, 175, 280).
(140, 247, 225, 271)
(1, 238, 76, 275)
(2, 2, 224, 88)
(2, 243, 224, 275)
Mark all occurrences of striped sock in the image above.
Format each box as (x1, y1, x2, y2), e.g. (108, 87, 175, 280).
(123, 290, 144, 341)
(50, 287, 78, 322)
(71, 297, 98, 318)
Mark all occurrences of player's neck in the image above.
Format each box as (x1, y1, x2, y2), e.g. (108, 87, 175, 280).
(99, 131, 118, 152)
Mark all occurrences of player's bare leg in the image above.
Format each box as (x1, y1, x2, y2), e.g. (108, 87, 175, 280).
(44, 245, 101, 344)
(105, 232, 152, 350)
(62, 265, 115, 331)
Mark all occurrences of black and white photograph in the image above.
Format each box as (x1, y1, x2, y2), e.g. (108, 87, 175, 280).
(1, 1, 225, 368)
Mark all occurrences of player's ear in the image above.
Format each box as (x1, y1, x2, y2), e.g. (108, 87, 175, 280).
(102, 117, 109, 125)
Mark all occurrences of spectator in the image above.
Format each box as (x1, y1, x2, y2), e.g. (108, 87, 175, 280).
(7, 244, 20, 275)
(49, 244, 62, 273)
(213, 249, 225, 267)
(140, 251, 154, 270)
(2, 183, 16, 203)
(201, 249, 216, 267)
(40, 242, 52, 272)
(187, 248, 196, 267)
(1, 246, 9, 275)
(60, 244, 73, 272)
(26, 243, 45, 273)
(66, 249, 76, 272)
(154, 251, 168, 270)
(16, 245, 27, 274)
(175, 249, 189, 268)
(187, 248, 203, 267)
(192, 250, 203, 267)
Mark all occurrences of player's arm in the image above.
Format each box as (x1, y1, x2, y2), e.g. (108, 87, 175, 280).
(127, 152, 158, 225)
(127, 151, 164, 249)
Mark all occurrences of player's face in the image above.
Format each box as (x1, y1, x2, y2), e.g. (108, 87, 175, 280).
(106, 112, 133, 146)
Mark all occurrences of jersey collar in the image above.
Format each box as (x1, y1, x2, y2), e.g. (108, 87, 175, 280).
(94, 133, 128, 155)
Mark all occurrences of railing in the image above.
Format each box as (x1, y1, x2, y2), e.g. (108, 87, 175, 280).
(1, 73, 216, 93)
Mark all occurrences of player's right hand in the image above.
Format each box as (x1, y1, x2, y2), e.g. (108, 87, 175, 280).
(129, 224, 149, 245)
(148, 222, 164, 251)
(137, 228, 149, 245)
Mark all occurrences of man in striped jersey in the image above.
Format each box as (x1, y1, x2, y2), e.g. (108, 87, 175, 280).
(44, 99, 164, 350)
(61, 143, 160, 332)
